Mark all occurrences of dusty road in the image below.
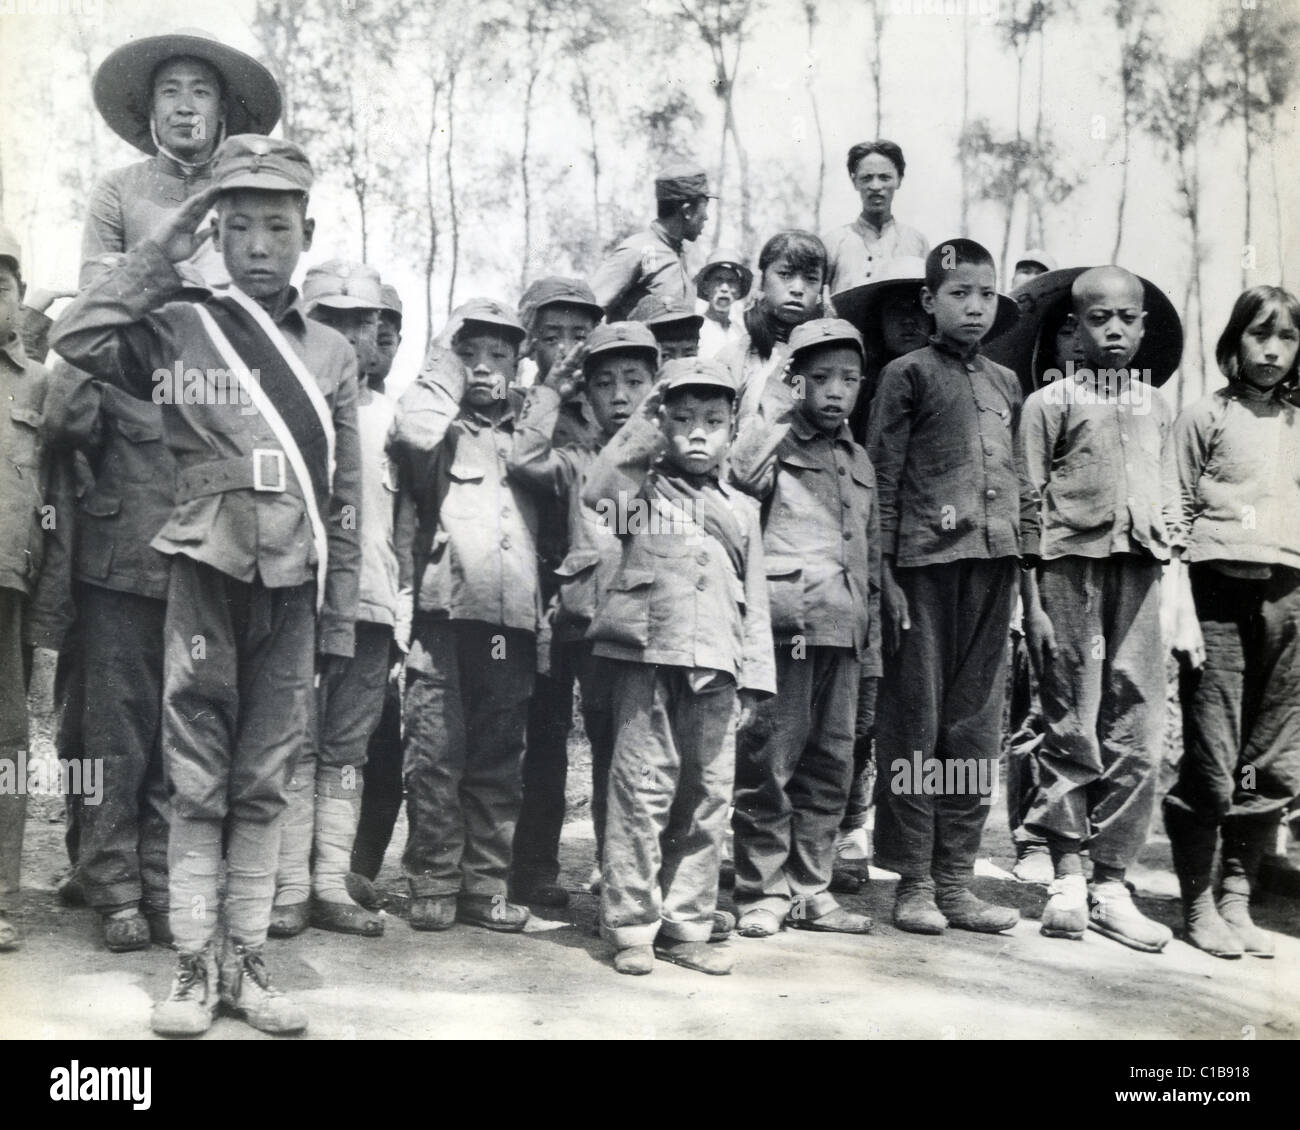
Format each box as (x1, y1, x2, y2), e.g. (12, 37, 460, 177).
(2, 786, 1297, 1041)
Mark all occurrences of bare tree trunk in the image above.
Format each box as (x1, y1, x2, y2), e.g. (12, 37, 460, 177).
(804, 3, 825, 233)
(424, 74, 440, 353)
(576, 72, 603, 248)
(1242, 36, 1252, 288)
(1112, 84, 1130, 264)
(1027, 28, 1046, 250)
(960, 18, 970, 234)
(1270, 110, 1285, 286)
(869, 0, 885, 135)
(724, 37, 753, 255)
(521, 67, 540, 292)
(445, 68, 461, 317)
(1002, 49, 1027, 282)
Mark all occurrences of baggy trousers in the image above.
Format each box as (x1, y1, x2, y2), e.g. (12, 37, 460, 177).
(163, 556, 315, 951)
(1023, 555, 1164, 870)
(601, 661, 736, 947)
(512, 640, 615, 886)
(76, 585, 170, 914)
(401, 617, 535, 899)
(733, 645, 859, 919)
(1165, 564, 1300, 826)
(873, 558, 1017, 883)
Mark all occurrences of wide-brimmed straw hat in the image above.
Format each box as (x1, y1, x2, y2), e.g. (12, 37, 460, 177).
(983, 266, 1183, 394)
(93, 28, 282, 155)
(832, 255, 1018, 345)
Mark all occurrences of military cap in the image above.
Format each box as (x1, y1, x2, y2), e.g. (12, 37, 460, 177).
(787, 318, 866, 365)
(451, 297, 527, 345)
(302, 260, 383, 312)
(654, 163, 717, 203)
(1014, 248, 1058, 274)
(582, 321, 660, 370)
(379, 284, 403, 326)
(658, 355, 736, 396)
(629, 294, 704, 334)
(518, 276, 603, 330)
(211, 134, 313, 195)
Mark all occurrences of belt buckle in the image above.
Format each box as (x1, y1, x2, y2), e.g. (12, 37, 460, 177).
(252, 448, 286, 492)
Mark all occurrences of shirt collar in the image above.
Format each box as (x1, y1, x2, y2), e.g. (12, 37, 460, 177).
(216, 282, 308, 333)
(1229, 378, 1285, 405)
(928, 333, 981, 366)
(150, 149, 216, 180)
(460, 391, 520, 432)
(650, 220, 683, 254)
(0, 332, 28, 373)
(789, 409, 853, 447)
(855, 214, 895, 238)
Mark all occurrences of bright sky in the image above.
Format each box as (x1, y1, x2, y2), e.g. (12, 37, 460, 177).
(2, 0, 1297, 402)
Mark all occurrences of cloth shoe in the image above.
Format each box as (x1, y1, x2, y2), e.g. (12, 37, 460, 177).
(1219, 815, 1276, 957)
(613, 944, 655, 975)
(457, 892, 530, 932)
(219, 940, 307, 1035)
(788, 905, 873, 934)
(409, 895, 457, 931)
(102, 908, 151, 953)
(1012, 843, 1055, 885)
(1040, 874, 1088, 939)
(936, 886, 1019, 934)
(653, 937, 734, 975)
(267, 899, 310, 938)
(151, 947, 218, 1037)
(892, 878, 947, 935)
(310, 785, 383, 937)
(1087, 880, 1172, 952)
(1165, 807, 1244, 958)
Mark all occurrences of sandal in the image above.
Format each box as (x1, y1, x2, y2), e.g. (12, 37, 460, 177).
(737, 907, 782, 938)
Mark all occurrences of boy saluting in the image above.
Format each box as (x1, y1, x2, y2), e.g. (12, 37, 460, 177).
(52, 136, 361, 1037)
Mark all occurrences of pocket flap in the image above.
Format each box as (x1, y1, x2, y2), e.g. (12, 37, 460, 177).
(555, 549, 601, 578)
(447, 456, 485, 483)
(777, 448, 823, 471)
(114, 414, 163, 443)
(608, 567, 654, 592)
(80, 490, 121, 518)
(764, 555, 803, 578)
(9, 405, 41, 429)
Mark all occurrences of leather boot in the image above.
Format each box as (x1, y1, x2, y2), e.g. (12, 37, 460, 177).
(219, 938, 307, 1035)
(1164, 806, 1243, 958)
(1218, 814, 1276, 957)
(311, 768, 382, 937)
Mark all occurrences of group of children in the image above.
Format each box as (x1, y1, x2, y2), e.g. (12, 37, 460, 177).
(0, 26, 1296, 1038)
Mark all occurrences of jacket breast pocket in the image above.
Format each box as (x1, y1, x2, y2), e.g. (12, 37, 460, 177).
(1046, 458, 1114, 533)
(764, 555, 804, 634)
(77, 490, 121, 580)
(441, 455, 487, 518)
(8, 405, 43, 469)
(107, 410, 167, 483)
(588, 566, 654, 648)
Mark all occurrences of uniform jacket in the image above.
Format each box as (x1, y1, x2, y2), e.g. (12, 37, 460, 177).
(388, 355, 539, 635)
(50, 242, 361, 657)
(589, 222, 691, 323)
(0, 334, 52, 600)
(43, 366, 174, 600)
(730, 373, 882, 675)
(356, 387, 413, 643)
(866, 338, 1029, 566)
(581, 412, 776, 695)
(506, 383, 617, 641)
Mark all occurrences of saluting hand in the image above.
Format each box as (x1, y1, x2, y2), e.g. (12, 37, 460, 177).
(150, 184, 223, 264)
(544, 340, 588, 401)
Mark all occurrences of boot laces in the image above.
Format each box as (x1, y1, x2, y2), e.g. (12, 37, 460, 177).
(236, 947, 281, 995)
(174, 953, 208, 1000)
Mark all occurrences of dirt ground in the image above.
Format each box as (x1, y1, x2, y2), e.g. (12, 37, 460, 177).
(3, 774, 1299, 1041)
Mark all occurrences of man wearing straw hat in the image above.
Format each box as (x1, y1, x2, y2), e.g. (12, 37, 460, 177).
(84, 27, 282, 287)
(46, 30, 282, 955)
